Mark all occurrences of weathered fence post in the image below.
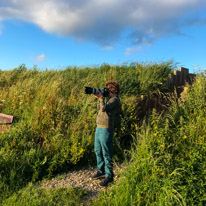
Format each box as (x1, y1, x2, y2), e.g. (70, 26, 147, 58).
(167, 66, 196, 96)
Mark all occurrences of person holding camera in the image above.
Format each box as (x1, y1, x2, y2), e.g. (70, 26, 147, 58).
(92, 81, 121, 187)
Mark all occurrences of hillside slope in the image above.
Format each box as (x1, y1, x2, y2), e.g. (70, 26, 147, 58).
(0, 61, 176, 204)
(93, 71, 206, 205)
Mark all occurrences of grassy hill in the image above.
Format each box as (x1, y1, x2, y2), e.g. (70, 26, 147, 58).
(0, 62, 205, 205)
(93, 72, 206, 206)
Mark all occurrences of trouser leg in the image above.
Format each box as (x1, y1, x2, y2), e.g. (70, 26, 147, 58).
(100, 128, 114, 178)
(94, 127, 104, 173)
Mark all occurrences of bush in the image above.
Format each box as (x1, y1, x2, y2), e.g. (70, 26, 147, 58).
(93, 71, 206, 205)
(0, 62, 173, 203)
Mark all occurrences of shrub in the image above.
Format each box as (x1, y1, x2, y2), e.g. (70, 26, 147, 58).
(93, 71, 206, 205)
(0, 62, 173, 203)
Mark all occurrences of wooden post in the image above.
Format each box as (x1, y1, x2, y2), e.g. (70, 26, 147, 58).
(178, 67, 189, 86)
(173, 70, 181, 87)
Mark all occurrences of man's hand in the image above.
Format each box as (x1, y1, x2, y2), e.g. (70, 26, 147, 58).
(94, 91, 103, 98)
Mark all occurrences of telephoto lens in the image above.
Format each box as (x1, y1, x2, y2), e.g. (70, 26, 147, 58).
(85, 87, 109, 97)
(100, 88, 109, 97)
(85, 86, 94, 94)
(85, 87, 98, 94)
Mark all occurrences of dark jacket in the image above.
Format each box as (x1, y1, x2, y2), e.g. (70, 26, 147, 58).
(96, 96, 121, 128)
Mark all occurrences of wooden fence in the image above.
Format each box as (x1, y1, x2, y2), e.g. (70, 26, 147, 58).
(166, 67, 196, 96)
(136, 67, 196, 120)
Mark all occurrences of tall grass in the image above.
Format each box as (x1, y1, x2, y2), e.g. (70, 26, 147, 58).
(2, 183, 87, 206)
(93, 72, 206, 205)
(0, 62, 173, 203)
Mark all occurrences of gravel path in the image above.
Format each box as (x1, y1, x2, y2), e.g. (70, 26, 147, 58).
(40, 164, 126, 199)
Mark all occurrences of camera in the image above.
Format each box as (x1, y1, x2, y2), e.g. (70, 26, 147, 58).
(85, 87, 109, 97)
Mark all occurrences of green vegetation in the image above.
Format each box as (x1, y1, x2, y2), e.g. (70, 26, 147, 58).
(93, 72, 206, 205)
(0, 61, 205, 205)
(2, 183, 86, 206)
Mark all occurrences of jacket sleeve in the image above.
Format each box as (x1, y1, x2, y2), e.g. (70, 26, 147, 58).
(97, 100, 100, 111)
(99, 97, 118, 112)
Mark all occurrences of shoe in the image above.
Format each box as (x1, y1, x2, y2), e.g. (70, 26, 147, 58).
(99, 177, 113, 187)
(92, 171, 105, 179)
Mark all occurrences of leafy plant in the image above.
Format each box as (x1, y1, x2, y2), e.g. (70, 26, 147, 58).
(0, 61, 174, 204)
(93, 71, 206, 206)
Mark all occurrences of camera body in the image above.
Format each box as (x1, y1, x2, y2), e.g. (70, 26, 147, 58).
(85, 87, 109, 97)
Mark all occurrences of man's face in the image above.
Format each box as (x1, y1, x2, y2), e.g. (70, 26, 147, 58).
(108, 91, 117, 98)
(108, 91, 112, 98)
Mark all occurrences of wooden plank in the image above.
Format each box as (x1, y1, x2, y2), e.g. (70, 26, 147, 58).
(179, 67, 189, 85)
(174, 70, 181, 86)
(0, 113, 14, 124)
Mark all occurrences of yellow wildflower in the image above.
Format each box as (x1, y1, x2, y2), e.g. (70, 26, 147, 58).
(160, 144, 165, 148)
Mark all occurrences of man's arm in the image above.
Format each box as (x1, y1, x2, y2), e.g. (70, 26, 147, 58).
(100, 97, 117, 112)
(94, 91, 103, 111)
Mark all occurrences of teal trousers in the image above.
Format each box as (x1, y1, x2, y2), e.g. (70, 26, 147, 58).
(94, 127, 114, 178)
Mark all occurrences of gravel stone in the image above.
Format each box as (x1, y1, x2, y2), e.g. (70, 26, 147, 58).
(40, 163, 126, 199)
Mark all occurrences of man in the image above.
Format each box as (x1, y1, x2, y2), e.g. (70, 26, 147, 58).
(92, 81, 121, 187)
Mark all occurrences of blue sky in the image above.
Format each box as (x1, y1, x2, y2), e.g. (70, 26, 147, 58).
(0, 0, 206, 72)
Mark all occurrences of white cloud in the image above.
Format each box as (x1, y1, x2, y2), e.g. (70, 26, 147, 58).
(101, 45, 114, 50)
(125, 46, 142, 56)
(0, 0, 206, 46)
(35, 53, 46, 63)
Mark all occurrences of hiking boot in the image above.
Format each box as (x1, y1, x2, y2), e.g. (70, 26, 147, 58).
(99, 177, 113, 187)
(91, 171, 105, 179)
